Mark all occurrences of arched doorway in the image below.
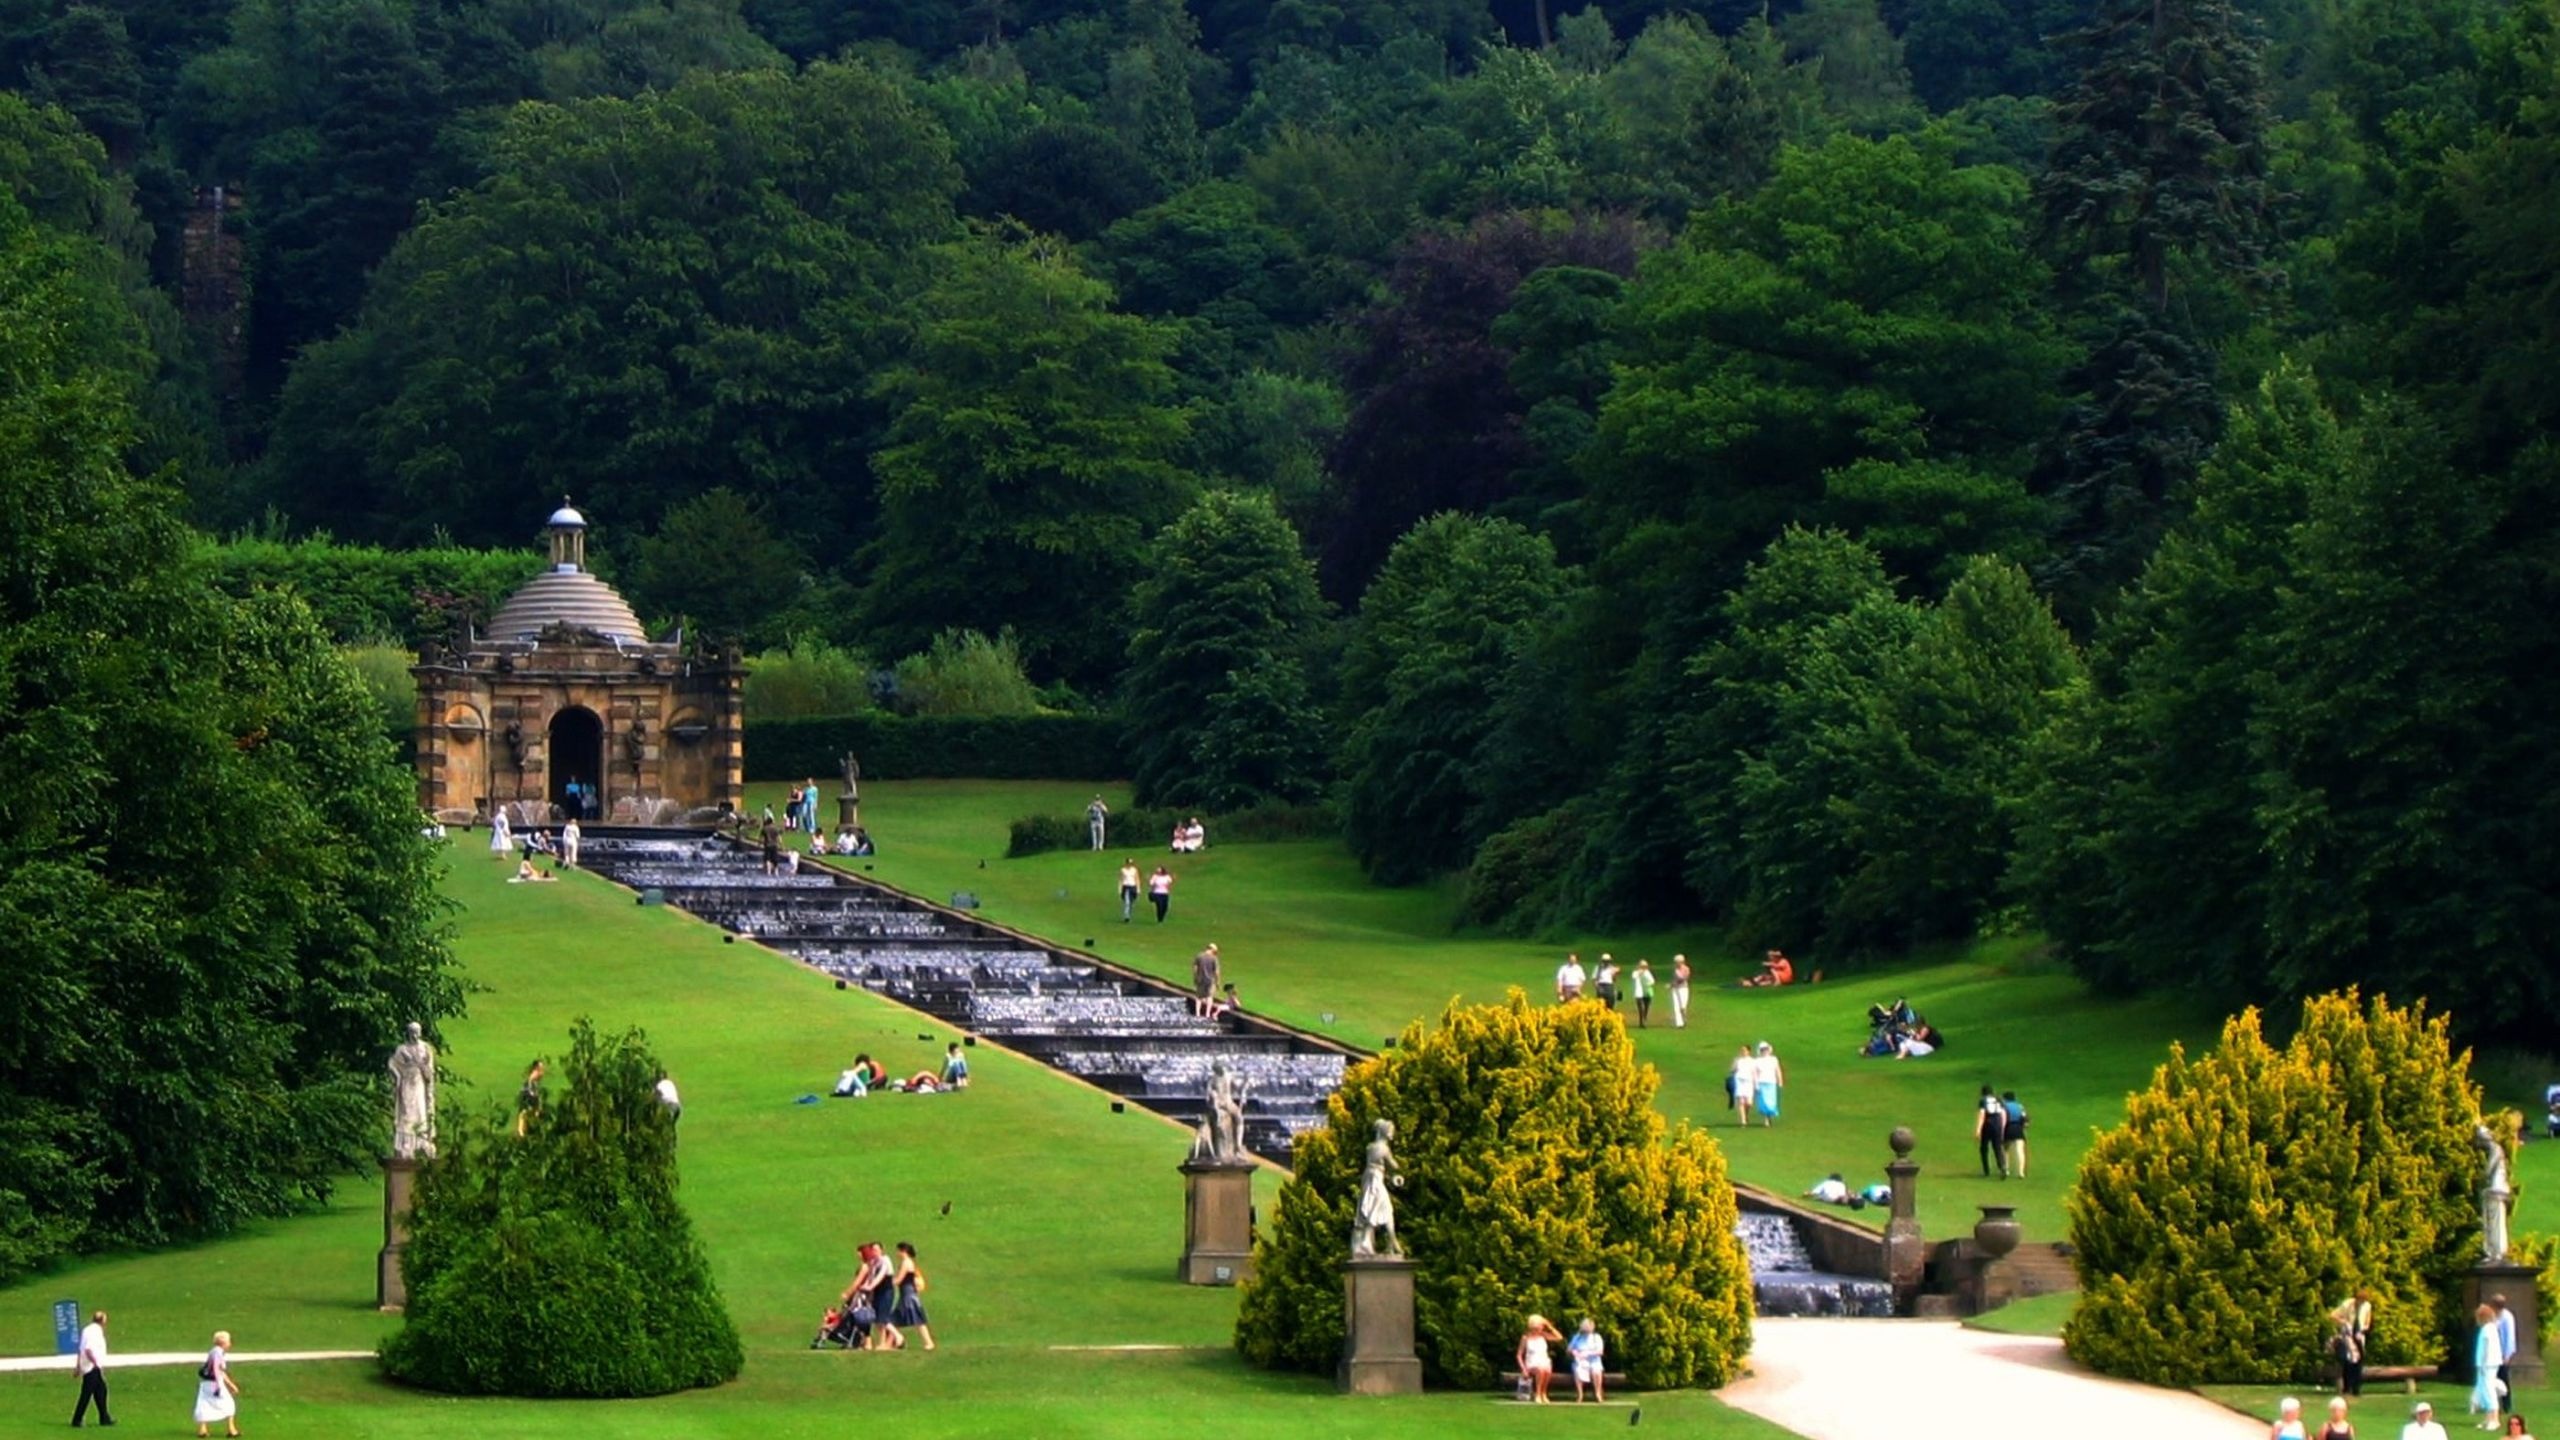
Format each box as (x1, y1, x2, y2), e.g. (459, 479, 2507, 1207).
(548, 706, 603, 819)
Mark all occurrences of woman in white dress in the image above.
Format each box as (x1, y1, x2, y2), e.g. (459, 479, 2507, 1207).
(489, 807, 512, 859)
(193, 1329, 240, 1438)
(1517, 1314, 1563, 1404)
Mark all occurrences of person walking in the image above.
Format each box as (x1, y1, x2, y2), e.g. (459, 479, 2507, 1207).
(2275, 1397, 2310, 1440)
(2406, 1401, 2449, 1440)
(1118, 858, 1140, 923)
(891, 1242, 937, 1351)
(2495, 1295, 2518, 1408)
(192, 1330, 240, 1439)
(2321, 1397, 2357, 1440)
(1517, 1315, 1563, 1404)
(2474, 1303, 2509, 1431)
(1729, 1045, 1757, 1125)
(1192, 943, 1223, 1018)
(1148, 865, 1175, 923)
(2002, 1090, 2030, 1178)
(1752, 1041, 1784, 1124)
(1630, 959, 1656, 1027)
(70, 1308, 110, 1428)
(1975, 1085, 2009, 1178)
(489, 806, 512, 860)
(1555, 953, 1586, 1003)
(1671, 954, 1693, 1028)
(1594, 955, 1620, 1011)
(561, 815, 581, 868)
(1087, 795, 1110, 851)
(761, 817, 780, 876)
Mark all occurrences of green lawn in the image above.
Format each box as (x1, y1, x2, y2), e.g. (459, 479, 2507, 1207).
(0, 823, 1793, 1437)
(801, 779, 2219, 1242)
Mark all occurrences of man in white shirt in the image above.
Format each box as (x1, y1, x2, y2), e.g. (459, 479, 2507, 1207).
(2494, 1295, 2517, 1402)
(72, 1308, 110, 1427)
(655, 1073, 681, 1122)
(2400, 1400, 2447, 1440)
(1555, 954, 1586, 1002)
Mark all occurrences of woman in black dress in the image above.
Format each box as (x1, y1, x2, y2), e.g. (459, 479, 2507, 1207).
(890, 1242, 936, 1351)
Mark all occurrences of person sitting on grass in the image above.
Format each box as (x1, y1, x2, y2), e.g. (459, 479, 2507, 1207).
(810, 830, 829, 856)
(1806, 1173, 1852, 1204)
(940, 1043, 970, 1090)
(834, 1066, 868, 1098)
(1742, 949, 1794, 987)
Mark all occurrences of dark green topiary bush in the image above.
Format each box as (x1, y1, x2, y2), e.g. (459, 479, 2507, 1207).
(1236, 994, 1753, 1389)
(381, 1021, 742, 1397)
(2065, 990, 2488, 1385)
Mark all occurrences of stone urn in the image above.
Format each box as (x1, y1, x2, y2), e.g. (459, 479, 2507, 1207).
(1973, 1204, 2023, 1260)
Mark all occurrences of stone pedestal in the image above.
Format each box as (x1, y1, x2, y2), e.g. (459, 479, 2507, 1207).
(1882, 1155, 1925, 1303)
(378, 1156, 422, 1311)
(838, 794, 860, 831)
(1339, 1256, 1423, 1395)
(2467, 1262, 2546, 1389)
(1178, 1158, 1256, 1285)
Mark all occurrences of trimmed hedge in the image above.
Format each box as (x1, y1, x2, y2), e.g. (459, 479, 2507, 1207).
(1006, 802, 1335, 857)
(745, 713, 1123, 781)
(204, 536, 542, 647)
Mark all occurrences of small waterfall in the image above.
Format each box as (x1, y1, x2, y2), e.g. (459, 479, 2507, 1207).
(1734, 1209, 1896, 1318)
(1736, 1211, 1816, 1272)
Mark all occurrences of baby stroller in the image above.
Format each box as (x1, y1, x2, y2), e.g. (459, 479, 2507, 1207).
(2545, 1083, 2559, 1140)
(810, 1292, 876, 1350)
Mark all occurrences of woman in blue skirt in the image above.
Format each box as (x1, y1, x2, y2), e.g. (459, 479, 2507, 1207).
(891, 1242, 937, 1351)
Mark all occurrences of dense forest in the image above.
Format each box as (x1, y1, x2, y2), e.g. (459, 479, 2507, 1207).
(6, 0, 2558, 1055)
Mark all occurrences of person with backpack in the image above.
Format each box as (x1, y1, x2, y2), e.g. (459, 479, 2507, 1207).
(2002, 1090, 2030, 1178)
(1975, 1085, 2009, 1178)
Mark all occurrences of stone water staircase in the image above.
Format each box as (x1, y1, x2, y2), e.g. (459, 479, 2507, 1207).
(577, 832, 1354, 1162)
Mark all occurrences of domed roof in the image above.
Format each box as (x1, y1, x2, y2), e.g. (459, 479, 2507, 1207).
(547, 503, 588, 529)
(485, 568, 647, 644)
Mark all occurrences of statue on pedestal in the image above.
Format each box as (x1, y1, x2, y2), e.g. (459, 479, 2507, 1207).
(1350, 1119, 1404, 1258)
(838, 752, 862, 830)
(2477, 1123, 2512, 1263)
(1194, 1060, 1251, 1163)
(388, 1022, 437, 1160)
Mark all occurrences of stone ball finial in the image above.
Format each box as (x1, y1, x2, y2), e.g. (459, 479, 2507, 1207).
(1889, 1125, 1916, 1158)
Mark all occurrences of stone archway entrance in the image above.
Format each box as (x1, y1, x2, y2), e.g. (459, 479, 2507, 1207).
(548, 706, 603, 819)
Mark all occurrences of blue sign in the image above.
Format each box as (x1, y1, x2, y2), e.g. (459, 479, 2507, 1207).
(53, 1299, 78, 1355)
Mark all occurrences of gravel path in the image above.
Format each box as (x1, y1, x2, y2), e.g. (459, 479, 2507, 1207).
(1725, 1319, 2267, 1440)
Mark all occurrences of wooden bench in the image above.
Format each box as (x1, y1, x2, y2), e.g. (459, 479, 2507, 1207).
(2358, 1364, 2442, 1394)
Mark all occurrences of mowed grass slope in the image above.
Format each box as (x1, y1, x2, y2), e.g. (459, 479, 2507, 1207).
(0, 837, 1794, 1438)
(809, 779, 2218, 1241)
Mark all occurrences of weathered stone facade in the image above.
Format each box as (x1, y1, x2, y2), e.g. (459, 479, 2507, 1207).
(411, 507, 742, 825)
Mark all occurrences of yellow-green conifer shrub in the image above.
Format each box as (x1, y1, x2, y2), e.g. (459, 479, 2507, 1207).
(2065, 991, 2488, 1384)
(1234, 993, 1753, 1389)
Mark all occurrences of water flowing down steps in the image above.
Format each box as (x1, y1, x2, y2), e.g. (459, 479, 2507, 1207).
(1734, 1212, 1896, 1317)
(580, 832, 1355, 1163)
(574, 830, 1896, 1312)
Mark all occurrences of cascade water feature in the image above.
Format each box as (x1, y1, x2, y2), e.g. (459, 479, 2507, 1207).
(576, 832, 1351, 1162)
(1735, 1211, 1897, 1317)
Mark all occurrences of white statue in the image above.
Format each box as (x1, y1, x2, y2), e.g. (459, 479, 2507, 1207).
(388, 1022, 437, 1159)
(1196, 1060, 1251, 1163)
(1350, 1119, 1404, 1258)
(2476, 1123, 2511, 1263)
